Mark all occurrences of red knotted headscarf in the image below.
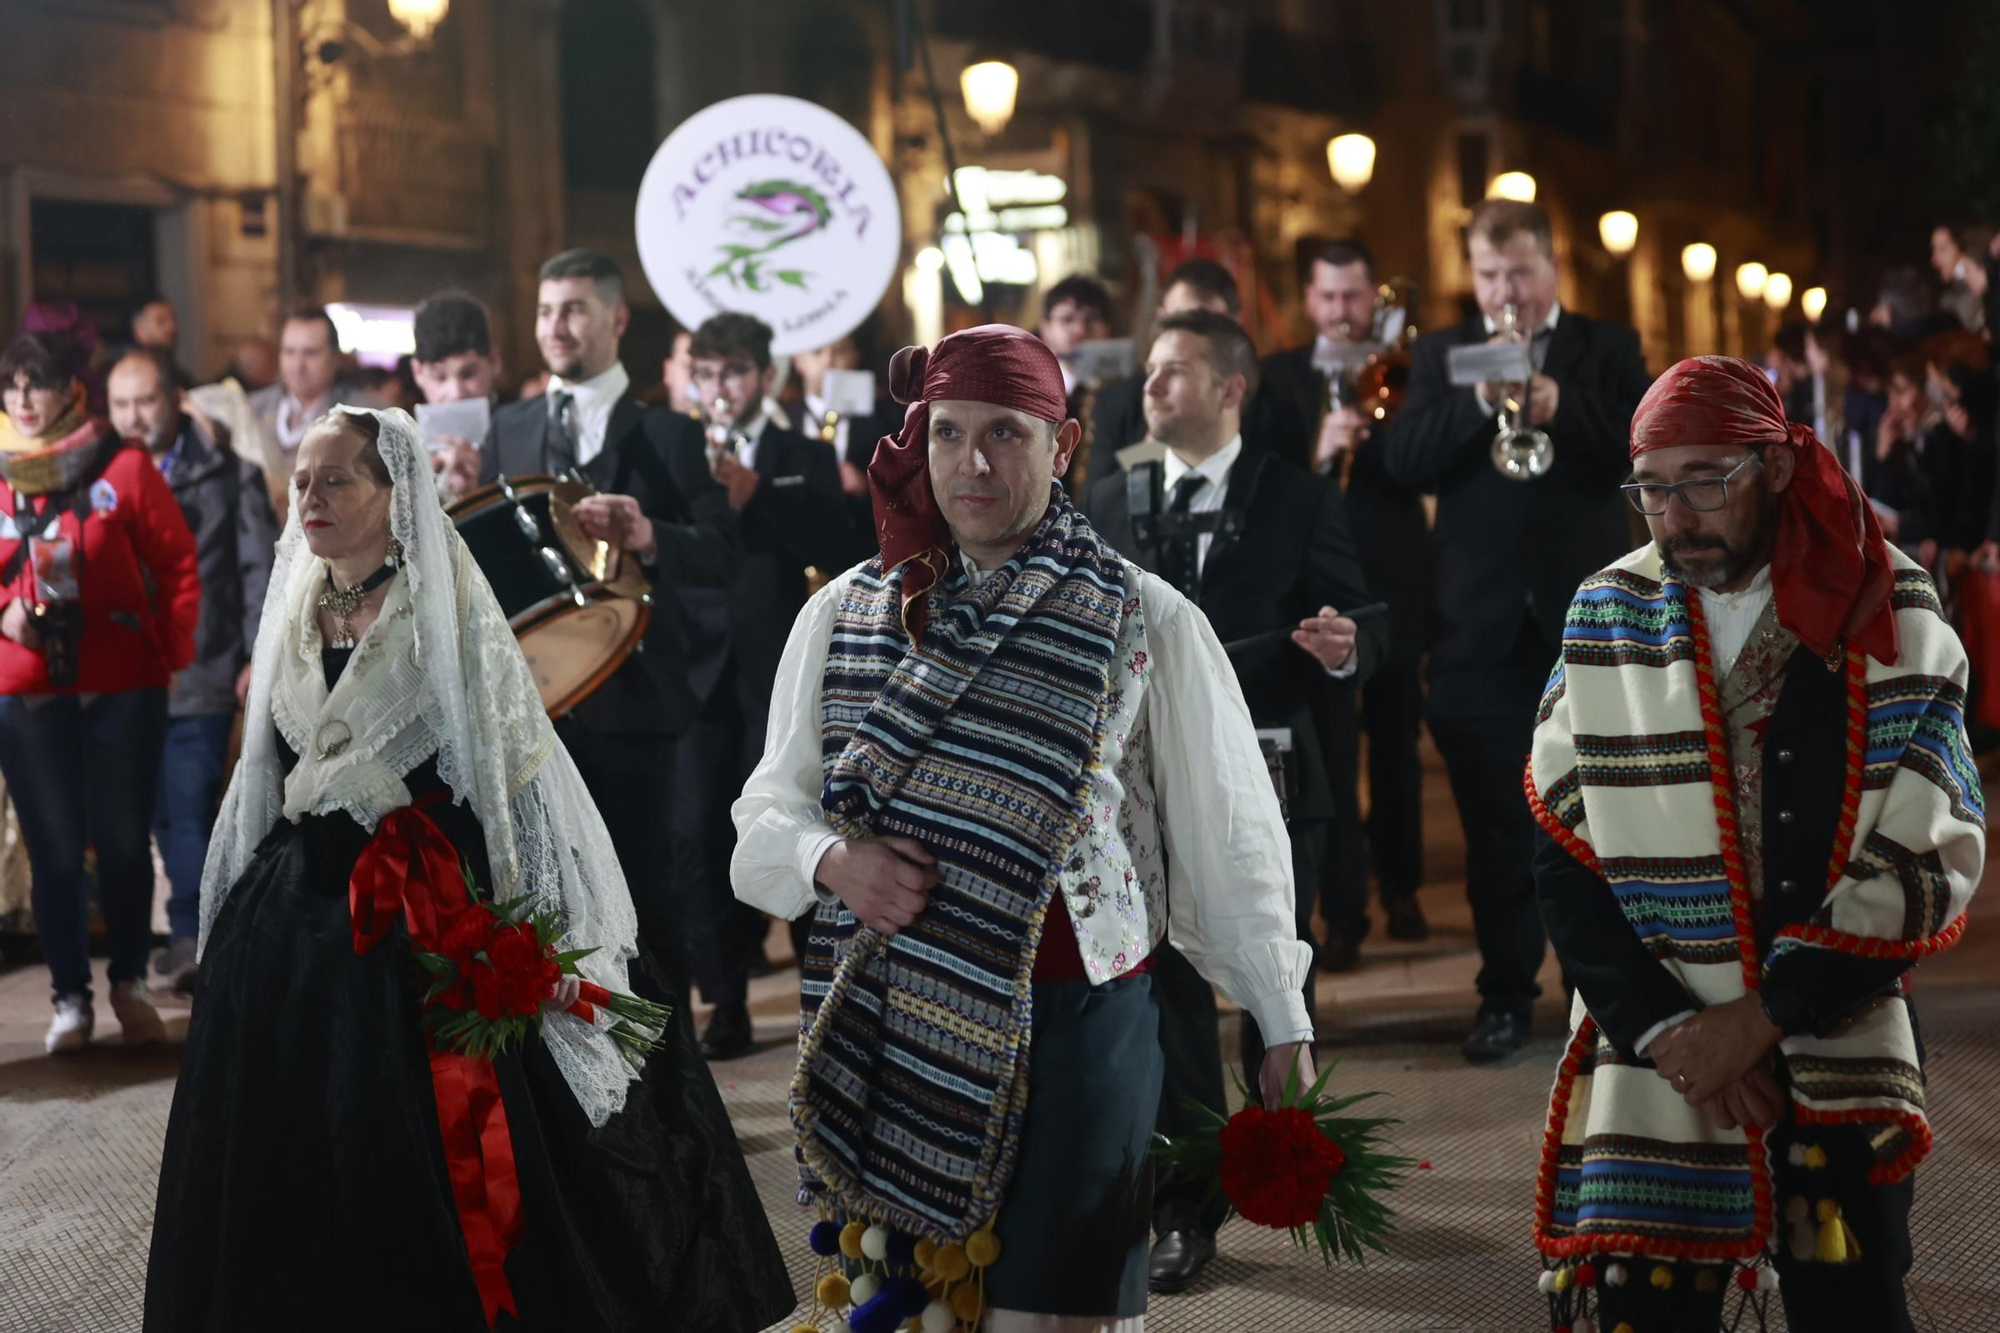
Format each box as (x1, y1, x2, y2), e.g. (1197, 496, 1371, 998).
(1631, 354, 1898, 664)
(866, 324, 1071, 639)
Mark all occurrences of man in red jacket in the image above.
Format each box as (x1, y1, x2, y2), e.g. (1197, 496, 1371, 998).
(0, 331, 199, 1054)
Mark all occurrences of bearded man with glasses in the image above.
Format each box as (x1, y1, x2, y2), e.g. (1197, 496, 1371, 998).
(1524, 356, 1980, 1332)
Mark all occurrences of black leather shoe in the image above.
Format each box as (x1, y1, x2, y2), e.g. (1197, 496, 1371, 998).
(1318, 930, 1363, 974)
(1147, 1229, 1216, 1294)
(1461, 1010, 1529, 1065)
(698, 1004, 756, 1061)
(1384, 896, 1430, 942)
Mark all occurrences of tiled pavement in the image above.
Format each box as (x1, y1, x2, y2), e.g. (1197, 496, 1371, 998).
(5, 766, 2000, 1331)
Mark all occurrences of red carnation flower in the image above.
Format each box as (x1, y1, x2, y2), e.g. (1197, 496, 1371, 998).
(1216, 1105, 1346, 1230)
(438, 908, 492, 963)
(485, 922, 540, 972)
(468, 962, 511, 1020)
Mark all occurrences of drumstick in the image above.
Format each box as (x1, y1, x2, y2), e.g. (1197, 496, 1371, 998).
(1222, 603, 1387, 656)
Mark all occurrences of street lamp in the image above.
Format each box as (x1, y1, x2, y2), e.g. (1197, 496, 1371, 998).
(1598, 210, 1638, 257)
(1681, 243, 1717, 283)
(1735, 262, 1769, 302)
(1801, 286, 1828, 323)
(387, 0, 448, 40)
(960, 60, 1019, 136)
(1327, 134, 1377, 193)
(1488, 171, 1537, 202)
(1762, 272, 1793, 311)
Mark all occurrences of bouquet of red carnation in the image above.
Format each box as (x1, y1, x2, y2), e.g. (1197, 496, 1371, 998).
(1153, 1061, 1409, 1264)
(416, 876, 670, 1064)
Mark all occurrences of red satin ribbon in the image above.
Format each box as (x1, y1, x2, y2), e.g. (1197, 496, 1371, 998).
(566, 980, 612, 1026)
(348, 794, 523, 1328)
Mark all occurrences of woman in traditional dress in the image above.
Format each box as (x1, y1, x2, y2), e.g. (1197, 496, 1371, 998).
(145, 406, 791, 1332)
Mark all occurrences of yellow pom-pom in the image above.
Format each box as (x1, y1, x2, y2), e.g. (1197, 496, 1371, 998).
(1650, 1263, 1674, 1290)
(1802, 1144, 1829, 1170)
(949, 1282, 984, 1322)
(1552, 1266, 1571, 1293)
(1815, 1198, 1840, 1224)
(933, 1243, 971, 1281)
(839, 1221, 868, 1260)
(966, 1229, 1002, 1268)
(816, 1272, 852, 1308)
(791, 1325, 821, 1333)
(1613, 1325, 1636, 1333)
(912, 1237, 939, 1269)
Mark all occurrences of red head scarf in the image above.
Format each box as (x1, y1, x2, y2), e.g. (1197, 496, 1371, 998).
(1631, 354, 1898, 664)
(866, 324, 1071, 639)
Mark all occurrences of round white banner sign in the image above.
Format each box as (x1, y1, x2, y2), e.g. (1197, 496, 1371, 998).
(635, 94, 901, 357)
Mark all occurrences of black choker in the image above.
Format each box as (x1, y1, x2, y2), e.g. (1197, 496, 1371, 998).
(318, 562, 397, 648)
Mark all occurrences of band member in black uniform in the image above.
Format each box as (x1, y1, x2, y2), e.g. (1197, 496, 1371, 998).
(675, 312, 853, 1059)
(1261, 240, 1433, 964)
(1091, 259, 1291, 461)
(1383, 200, 1651, 1064)
(1083, 310, 1384, 1295)
(479, 248, 740, 1005)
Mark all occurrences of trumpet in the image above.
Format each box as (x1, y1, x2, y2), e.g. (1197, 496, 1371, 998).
(1489, 302, 1554, 482)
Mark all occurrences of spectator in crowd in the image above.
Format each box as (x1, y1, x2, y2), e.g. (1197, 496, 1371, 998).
(247, 307, 380, 464)
(106, 347, 278, 994)
(0, 332, 200, 1054)
(126, 296, 193, 388)
(1932, 223, 1992, 334)
(223, 338, 279, 392)
(1871, 265, 1942, 341)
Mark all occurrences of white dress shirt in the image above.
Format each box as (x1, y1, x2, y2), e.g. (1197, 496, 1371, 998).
(1635, 562, 1775, 1055)
(731, 562, 1316, 1046)
(545, 361, 630, 469)
(1160, 434, 1244, 577)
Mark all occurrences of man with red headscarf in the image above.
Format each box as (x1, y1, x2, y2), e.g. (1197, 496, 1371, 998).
(733, 325, 1315, 1330)
(1524, 356, 1982, 1332)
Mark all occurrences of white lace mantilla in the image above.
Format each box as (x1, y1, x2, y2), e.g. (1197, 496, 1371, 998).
(200, 406, 646, 1127)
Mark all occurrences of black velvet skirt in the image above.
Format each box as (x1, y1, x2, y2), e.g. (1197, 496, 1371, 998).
(143, 790, 794, 1333)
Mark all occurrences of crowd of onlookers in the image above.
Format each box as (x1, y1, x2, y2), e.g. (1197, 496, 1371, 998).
(1763, 222, 2000, 740)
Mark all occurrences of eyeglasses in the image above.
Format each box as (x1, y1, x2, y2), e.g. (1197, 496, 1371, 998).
(1621, 454, 1762, 516)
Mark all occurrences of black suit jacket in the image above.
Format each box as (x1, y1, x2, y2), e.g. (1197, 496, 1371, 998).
(1383, 311, 1651, 674)
(1536, 642, 1914, 1060)
(679, 422, 854, 715)
(1259, 344, 1431, 649)
(1083, 450, 1385, 823)
(481, 391, 739, 737)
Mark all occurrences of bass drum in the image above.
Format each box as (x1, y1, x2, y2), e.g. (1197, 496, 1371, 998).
(448, 474, 652, 719)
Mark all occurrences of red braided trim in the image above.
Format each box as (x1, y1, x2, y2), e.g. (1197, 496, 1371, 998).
(1825, 649, 1868, 898)
(1685, 594, 1763, 991)
(1772, 911, 1968, 960)
(1523, 760, 1601, 875)
(1790, 1105, 1934, 1186)
(1532, 1017, 1596, 1252)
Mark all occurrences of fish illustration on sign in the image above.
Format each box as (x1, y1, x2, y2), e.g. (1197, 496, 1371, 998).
(708, 180, 832, 292)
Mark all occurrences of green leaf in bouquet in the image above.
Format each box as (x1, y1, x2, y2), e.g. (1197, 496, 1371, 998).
(553, 947, 599, 970)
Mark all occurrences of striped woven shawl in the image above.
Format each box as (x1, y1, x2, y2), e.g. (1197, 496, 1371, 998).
(793, 496, 1128, 1242)
(1527, 544, 1982, 1261)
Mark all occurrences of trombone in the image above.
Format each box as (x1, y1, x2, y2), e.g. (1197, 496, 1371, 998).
(1489, 301, 1554, 481)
